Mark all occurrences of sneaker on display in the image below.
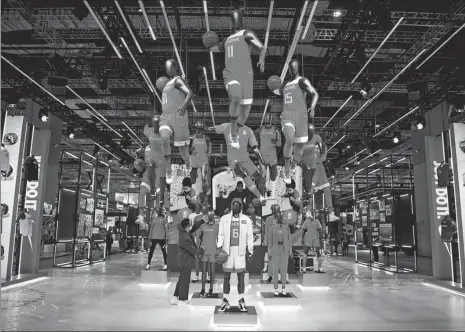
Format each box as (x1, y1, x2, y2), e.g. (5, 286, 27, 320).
(206, 289, 214, 298)
(135, 215, 145, 225)
(145, 264, 151, 270)
(166, 171, 173, 185)
(274, 289, 279, 296)
(199, 289, 206, 297)
(170, 297, 179, 305)
(266, 276, 272, 283)
(238, 298, 248, 312)
(162, 264, 168, 270)
(329, 212, 340, 222)
(228, 133, 240, 149)
(178, 300, 190, 307)
(281, 289, 287, 296)
(191, 275, 200, 282)
(218, 298, 230, 312)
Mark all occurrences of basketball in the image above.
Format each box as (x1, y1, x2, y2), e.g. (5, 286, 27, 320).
(202, 31, 219, 48)
(215, 248, 229, 264)
(267, 75, 281, 91)
(134, 158, 145, 171)
(282, 209, 298, 226)
(156, 76, 169, 92)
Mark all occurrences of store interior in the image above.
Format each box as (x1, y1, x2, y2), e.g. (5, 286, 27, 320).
(1, 0, 465, 331)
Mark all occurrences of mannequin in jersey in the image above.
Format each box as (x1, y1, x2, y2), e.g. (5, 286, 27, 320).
(208, 10, 266, 149)
(268, 207, 292, 295)
(197, 209, 218, 297)
(271, 59, 319, 184)
(159, 59, 193, 184)
(190, 120, 211, 199)
(257, 113, 282, 199)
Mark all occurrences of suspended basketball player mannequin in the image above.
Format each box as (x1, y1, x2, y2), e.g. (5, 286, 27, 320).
(190, 120, 211, 200)
(269, 59, 319, 184)
(157, 59, 193, 185)
(257, 113, 282, 199)
(204, 10, 267, 149)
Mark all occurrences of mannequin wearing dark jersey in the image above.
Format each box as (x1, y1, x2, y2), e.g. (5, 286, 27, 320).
(257, 113, 282, 199)
(271, 59, 319, 184)
(301, 209, 323, 272)
(208, 10, 267, 149)
(189, 121, 211, 199)
(159, 59, 193, 184)
(262, 204, 281, 279)
(197, 209, 218, 297)
(209, 123, 267, 205)
(267, 210, 292, 295)
(189, 203, 207, 282)
(146, 209, 168, 270)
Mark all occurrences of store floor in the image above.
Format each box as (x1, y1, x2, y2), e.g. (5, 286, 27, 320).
(2, 252, 465, 331)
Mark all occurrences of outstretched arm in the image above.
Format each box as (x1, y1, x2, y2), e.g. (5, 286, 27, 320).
(244, 30, 266, 73)
(299, 77, 319, 118)
(174, 77, 193, 116)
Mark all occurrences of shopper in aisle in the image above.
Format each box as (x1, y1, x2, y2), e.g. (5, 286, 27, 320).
(171, 218, 199, 306)
(105, 228, 113, 256)
(146, 209, 168, 270)
(301, 210, 323, 272)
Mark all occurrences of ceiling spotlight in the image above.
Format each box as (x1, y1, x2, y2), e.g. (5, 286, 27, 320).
(411, 115, 426, 131)
(375, 124, 381, 128)
(392, 131, 401, 144)
(66, 127, 75, 139)
(344, 166, 350, 171)
(333, 10, 342, 18)
(39, 109, 49, 122)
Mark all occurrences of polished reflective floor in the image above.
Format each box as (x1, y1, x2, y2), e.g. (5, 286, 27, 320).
(1, 252, 465, 331)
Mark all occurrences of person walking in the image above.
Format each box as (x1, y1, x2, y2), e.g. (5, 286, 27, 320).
(171, 218, 199, 306)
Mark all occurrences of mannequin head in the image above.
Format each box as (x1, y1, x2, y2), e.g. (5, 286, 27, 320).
(152, 114, 161, 134)
(207, 209, 215, 224)
(231, 10, 243, 30)
(264, 113, 272, 126)
(308, 123, 316, 141)
(232, 201, 242, 217)
(247, 203, 256, 217)
(288, 59, 300, 78)
(165, 59, 178, 77)
(202, 204, 209, 215)
(195, 203, 202, 214)
(235, 181, 244, 192)
(194, 120, 203, 133)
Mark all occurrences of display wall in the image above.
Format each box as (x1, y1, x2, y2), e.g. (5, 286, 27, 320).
(1, 115, 26, 279)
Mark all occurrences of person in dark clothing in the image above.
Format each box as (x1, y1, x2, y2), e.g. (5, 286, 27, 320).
(105, 229, 113, 256)
(227, 181, 254, 209)
(171, 218, 199, 305)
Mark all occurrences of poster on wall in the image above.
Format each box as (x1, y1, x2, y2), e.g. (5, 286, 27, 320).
(379, 223, 393, 242)
(95, 209, 105, 227)
(380, 212, 386, 223)
(361, 215, 367, 226)
(385, 205, 392, 216)
(1, 115, 25, 279)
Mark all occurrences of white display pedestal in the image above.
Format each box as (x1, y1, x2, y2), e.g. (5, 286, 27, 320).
(297, 271, 329, 288)
(213, 305, 258, 326)
(259, 291, 299, 306)
(141, 269, 170, 284)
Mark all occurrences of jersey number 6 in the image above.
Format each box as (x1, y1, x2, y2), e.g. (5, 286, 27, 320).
(227, 45, 234, 58)
(232, 228, 239, 239)
(285, 93, 293, 104)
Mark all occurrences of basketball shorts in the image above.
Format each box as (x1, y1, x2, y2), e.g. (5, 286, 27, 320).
(313, 163, 329, 191)
(223, 68, 253, 105)
(281, 111, 308, 143)
(191, 153, 209, 168)
(262, 154, 277, 166)
(230, 158, 258, 178)
(160, 112, 190, 146)
(304, 240, 321, 252)
(223, 245, 246, 272)
(201, 251, 216, 263)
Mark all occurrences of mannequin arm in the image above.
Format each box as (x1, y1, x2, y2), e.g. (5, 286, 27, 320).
(174, 77, 193, 111)
(299, 77, 319, 117)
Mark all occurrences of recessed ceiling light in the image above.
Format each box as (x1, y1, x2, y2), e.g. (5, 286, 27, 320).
(333, 10, 342, 18)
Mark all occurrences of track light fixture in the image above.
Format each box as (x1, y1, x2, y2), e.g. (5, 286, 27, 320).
(39, 109, 49, 122)
(411, 115, 426, 130)
(67, 127, 75, 139)
(392, 131, 401, 144)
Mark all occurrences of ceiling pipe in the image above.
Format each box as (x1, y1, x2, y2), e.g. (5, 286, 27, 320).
(115, 0, 143, 54)
(138, 0, 156, 40)
(203, 1, 217, 80)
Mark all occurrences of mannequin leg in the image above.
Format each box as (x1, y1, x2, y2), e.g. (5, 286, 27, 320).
(178, 145, 191, 170)
(282, 125, 295, 180)
(226, 83, 242, 139)
(280, 254, 289, 290)
(322, 186, 334, 212)
(237, 272, 245, 295)
(223, 272, 231, 296)
(293, 142, 305, 164)
(160, 129, 172, 180)
(147, 239, 156, 265)
(209, 262, 216, 291)
(201, 261, 208, 292)
(272, 254, 280, 290)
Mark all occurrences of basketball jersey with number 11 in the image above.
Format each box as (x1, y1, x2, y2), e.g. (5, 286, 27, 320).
(224, 30, 252, 74)
(230, 217, 240, 246)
